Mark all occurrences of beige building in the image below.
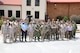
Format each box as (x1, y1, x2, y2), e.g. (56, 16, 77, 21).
(0, 5, 21, 18)
(22, 0, 46, 20)
(0, 0, 21, 18)
(0, 0, 47, 20)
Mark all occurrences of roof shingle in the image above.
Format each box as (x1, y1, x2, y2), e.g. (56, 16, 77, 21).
(0, 0, 21, 5)
(48, 0, 80, 3)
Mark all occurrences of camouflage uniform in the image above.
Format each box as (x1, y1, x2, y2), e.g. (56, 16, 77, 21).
(14, 23, 21, 42)
(72, 22, 77, 38)
(56, 20, 61, 40)
(59, 23, 66, 40)
(40, 23, 47, 41)
(8, 24, 15, 43)
(1, 22, 8, 43)
(28, 24, 34, 42)
(33, 24, 41, 41)
(51, 22, 58, 40)
(45, 22, 51, 40)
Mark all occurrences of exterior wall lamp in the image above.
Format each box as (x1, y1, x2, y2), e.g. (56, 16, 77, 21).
(54, 3, 56, 7)
(54, 3, 57, 9)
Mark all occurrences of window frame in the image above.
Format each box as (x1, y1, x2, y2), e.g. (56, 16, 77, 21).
(16, 11, 20, 18)
(35, 11, 39, 19)
(8, 10, 12, 17)
(35, 0, 40, 6)
(26, 11, 31, 15)
(26, 0, 31, 6)
(0, 10, 4, 16)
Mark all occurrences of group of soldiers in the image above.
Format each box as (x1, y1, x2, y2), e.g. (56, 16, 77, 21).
(1, 19, 77, 43)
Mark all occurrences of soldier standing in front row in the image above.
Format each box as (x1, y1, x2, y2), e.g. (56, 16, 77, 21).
(14, 21, 21, 42)
(1, 21, 8, 43)
(46, 19, 51, 40)
(8, 22, 15, 43)
(59, 21, 66, 40)
(72, 21, 77, 38)
(33, 21, 41, 41)
(56, 19, 61, 40)
(27, 21, 34, 42)
(40, 21, 47, 41)
(51, 20, 58, 40)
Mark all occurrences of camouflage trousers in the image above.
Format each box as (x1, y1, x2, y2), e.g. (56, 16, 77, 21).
(14, 31, 21, 42)
(51, 28, 59, 40)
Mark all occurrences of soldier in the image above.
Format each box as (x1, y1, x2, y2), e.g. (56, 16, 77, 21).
(1, 21, 8, 43)
(40, 21, 47, 41)
(33, 21, 41, 41)
(14, 21, 21, 42)
(8, 22, 15, 43)
(59, 21, 66, 40)
(51, 20, 58, 40)
(72, 21, 77, 38)
(55, 19, 60, 40)
(27, 21, 34, 42)
(46, 19, 51, 40)
(50, 19, 58, 40)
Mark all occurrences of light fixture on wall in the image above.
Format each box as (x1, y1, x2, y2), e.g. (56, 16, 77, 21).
(54, 4, 56, 7)
(54, 3, 57, 9)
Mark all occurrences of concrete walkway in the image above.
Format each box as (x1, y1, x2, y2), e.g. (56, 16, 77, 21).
(0, 32, 80, 53)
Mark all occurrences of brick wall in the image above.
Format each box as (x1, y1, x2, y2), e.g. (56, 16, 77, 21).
(47, 3, 80, 20)
(69, 4, 80, 16)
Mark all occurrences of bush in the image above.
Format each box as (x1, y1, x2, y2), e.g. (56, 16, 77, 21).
(70, 15, 77, 22)
(76, 15, 80, 24)
(10, 16, 16, 21)
(0, 20, 4, 30)
(63, 16, 68, 22)
(56, 16, 63, 21)
(70, 15, 80, 24)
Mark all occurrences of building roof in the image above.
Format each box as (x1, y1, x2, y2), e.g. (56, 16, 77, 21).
(0, 0, 80, 5)
(47, 0, 80, 3)
(0, 0, 22, 5)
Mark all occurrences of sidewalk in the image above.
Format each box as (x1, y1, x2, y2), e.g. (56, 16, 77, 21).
(0, 33, 80, 53)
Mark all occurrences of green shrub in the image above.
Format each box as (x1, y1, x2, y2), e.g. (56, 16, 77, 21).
(70, 15, 80, 24)
(70, 15, 77, 22)
(10, 16, 16, 21)
(56, 16, 63, 21)
(0, 20, 4, 30)
(76, 15, 80, 24)
(63, 16, 68, 22)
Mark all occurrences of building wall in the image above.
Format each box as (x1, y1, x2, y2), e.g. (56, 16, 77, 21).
(69, 4, 80, 16)
(0, 5, 21, 18)
(47, 3, 80, 20)
(22, 0, 46, 20)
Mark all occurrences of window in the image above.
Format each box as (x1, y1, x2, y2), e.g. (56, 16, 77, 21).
(35, 0, 40, 6)
(16, 11, 20, 18)
(35, 11, 39, 19)
(8, 10, 12, 17)
(26, 11, 31, 15)
(26, 0, 31, 6)
(0, 10, 4, 16)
